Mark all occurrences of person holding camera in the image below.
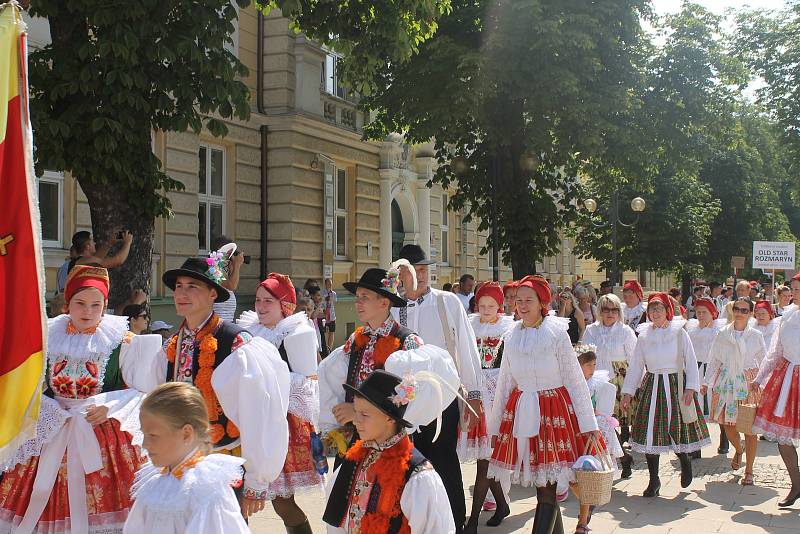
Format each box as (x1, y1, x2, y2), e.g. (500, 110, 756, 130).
(68, 229, 133, 272)
(212, 236, 247, 322)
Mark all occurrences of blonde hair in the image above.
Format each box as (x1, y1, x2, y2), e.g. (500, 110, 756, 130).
(141, 383, 210, 449)
(596, 293, 623, 324)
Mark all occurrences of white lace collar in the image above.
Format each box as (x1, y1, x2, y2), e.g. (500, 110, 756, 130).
(469, 314, 516, 339)
(237, 310, 310, 346)
(636, 317, 687, 338)
(46, 314, 129, 362)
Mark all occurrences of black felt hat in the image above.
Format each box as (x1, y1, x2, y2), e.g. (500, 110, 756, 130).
(343, 268, 407, 308)
(398, 244, 435, 266)
(342, 370, 413, 428)
(162, 257, 230, 303)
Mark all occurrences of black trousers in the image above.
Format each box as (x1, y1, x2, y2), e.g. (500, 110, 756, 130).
(412, 399, 465, 531)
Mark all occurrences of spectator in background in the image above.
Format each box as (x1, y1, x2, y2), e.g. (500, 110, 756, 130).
(763, 281, 775, 302)
(303, 278, 321, 295)
(776, 285, 793, 316)
(709, 281, 724, 313)
(749, 282, 760, 301)
(298, 296, 323, 359)
(575, 285, 597, 324)
(686, 285, 706, 319)
(122, 303, 149, 335)
(456, 273, 475, 310)
(113, 288, 147, 316)
(210, 236, 244, 322)
(443, 282, 453, 292)
(149, 320, 174, 342)
(70, 229, 133, 271)
(599, 280, 613, 296)
(308, 286, 328, 357)
(735, 280, 751, 299)
(451, 282, 461, 294)
(56, 245, 78, 293)
(321, 277, 338, 351)
(557, 288, 585, 343)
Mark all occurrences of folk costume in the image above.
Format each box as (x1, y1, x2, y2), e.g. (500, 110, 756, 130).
(686, 298, 726, 417)
(752, 306, 800, 445)
(585, 368, 625, 471)
(323, 371, 455, 534)
(0, 266, 161, 534)
(391, 245, 484, 531)
(754, 300, 780, 357)
(581, 318, 636, 421)
(123, 257, 292, 503)
(703, 322, 765, 427)
(488, 276, 599, 489)
(236, 272, 323, 500)
(123, 451, 249, 534)
(622, 280, 648, 332)
(622, 293, 710, 496)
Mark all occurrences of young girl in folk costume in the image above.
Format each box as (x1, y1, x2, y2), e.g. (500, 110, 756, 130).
(323, 370, 455, 534)
(463, 282, 515, 533)
(581, 293, 637, 477)
(751, 305, 800, 507)
(621, 293, 710, 498)
(687, 297, 728, 457)
(0, 265, 162, 534)
(574, 345, 624, 534)
(124, 383, 248, 534)
(701, 297, 765, 487)
(753, 300, 780, 357)
(237, 273, 321, 534)
(503, 280, 519, 319)
(488, 276, 601, 534)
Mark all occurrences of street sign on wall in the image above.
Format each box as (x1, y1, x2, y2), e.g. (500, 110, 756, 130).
(752, 241, 796, 270)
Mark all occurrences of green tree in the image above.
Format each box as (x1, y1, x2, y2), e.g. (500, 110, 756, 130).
(29, 0, 250, 306)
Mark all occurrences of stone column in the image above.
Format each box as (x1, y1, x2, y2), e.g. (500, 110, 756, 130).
(379, 173, 393, 267)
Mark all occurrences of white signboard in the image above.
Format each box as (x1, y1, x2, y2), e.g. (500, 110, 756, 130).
(752, 241, 796, 270)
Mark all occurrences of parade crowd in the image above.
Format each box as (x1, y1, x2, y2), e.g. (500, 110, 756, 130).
(3, 232, 800, 534)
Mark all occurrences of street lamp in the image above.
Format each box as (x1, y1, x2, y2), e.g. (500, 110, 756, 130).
(584, 191, 646, 287)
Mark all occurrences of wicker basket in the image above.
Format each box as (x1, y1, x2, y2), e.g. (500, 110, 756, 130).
(574, 437, 614, 506)
(735, 404, 758, 435)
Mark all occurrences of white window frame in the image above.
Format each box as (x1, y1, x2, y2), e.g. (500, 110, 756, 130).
(38, 170, 64, 249)
(334, 166, 348, 259)
(440, 193, 449, 265)
(198, 143, 227, 254)
(323, 52, 347, 100)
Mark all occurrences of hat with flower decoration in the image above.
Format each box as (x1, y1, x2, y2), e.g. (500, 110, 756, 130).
(162, 255, 230, 303)
(342, 369, 413, 428)
(343, 260, 417, 308)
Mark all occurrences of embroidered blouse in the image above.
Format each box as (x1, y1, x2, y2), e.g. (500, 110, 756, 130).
(175, 313, 252, 383)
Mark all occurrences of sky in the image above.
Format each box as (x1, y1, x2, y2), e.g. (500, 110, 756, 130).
(652, 0, 787, 15)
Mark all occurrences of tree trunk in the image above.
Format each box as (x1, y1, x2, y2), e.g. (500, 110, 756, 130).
(510, 249, 536, 280)
(79, 178, 154, 311)
(680, 272, 692, 305)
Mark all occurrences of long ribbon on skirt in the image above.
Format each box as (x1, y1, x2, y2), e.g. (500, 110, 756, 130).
(16, 398, 104, 534)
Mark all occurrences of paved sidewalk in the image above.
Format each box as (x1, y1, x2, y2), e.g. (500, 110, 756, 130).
(250, 426, 797, 533)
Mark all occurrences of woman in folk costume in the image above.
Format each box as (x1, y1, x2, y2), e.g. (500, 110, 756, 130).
(753, 299, 780, 357)
(621, 280, 647, 331)
(701, 297, 765, 487)
(580, 293, 637, 477)
(503, 280, 520, 319)
(751, 304, 800, 507)
(686, 297, 728, 457)
(124, 383, 249, 534)
(620, 293, 710, 498)
(236, 273, 321, 534)
(463, 282, 515, 533)
(0, 265, 163, 534)
(323, 370, 455, 533)
(488, 275, 600, 534)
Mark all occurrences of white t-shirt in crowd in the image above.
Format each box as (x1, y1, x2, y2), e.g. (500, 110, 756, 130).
(456, 292, 473, 310)
(321, 289, 337, 322)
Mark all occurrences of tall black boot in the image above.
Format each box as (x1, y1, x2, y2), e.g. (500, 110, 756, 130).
(285, 520, 313, 534)
(532, 502, 562, 534)
(618, 431, 633, 478)
(643, 454, 661, 497)
(718, 426, 730, 454)
(678, 452, 693, 488)
(620, 422, 630, 446)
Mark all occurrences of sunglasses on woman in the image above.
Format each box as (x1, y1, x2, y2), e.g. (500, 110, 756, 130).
(733, 307, 751, 314)
(600, 307, 619, 314)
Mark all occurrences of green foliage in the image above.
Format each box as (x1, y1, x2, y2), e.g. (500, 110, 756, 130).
(28, 0, 252, 219)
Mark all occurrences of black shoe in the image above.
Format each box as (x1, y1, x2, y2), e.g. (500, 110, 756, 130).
(620, 425, 630, 446)
(718, 429, 729, 454)
(486, 503, 510, 527)
(621, 454, 633, 479)
(679, 453, 693, 488)
(532, 503, 562, 534)
(643, 477, 661, 497)
(286, 521, 313, 534)
(464, 521, 478, 534)
(778, 488, 800, 508)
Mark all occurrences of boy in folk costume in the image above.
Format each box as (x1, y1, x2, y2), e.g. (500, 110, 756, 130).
(392, 244, 485, 532)
(323, 370, 455, 533)
(121, 255, 291, 518)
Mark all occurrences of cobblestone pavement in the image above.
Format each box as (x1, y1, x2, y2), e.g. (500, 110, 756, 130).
(250, 426, 797, 533)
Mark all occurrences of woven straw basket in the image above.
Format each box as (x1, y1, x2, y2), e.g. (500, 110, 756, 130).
(574, 436, 614, 506)
(735, 404, 758, 435)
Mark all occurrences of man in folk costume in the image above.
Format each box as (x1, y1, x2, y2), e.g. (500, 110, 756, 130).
(122, 255, 291, 518)
(323, 370, 455, 533)
(391, 244, 484, 533)
(622, 280, 648, 332)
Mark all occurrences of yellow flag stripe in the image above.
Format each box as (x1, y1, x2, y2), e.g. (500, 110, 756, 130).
(0, 4, 22, 146)
(0, 351, 43, 453)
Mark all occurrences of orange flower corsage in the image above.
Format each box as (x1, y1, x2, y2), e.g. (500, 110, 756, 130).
(351, 327, 402, 368)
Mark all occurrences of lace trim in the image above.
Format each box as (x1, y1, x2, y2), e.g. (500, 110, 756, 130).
(288, 374, 320, 428)
(266, 468, 325, 499)
(753, 418, 800, 447)
(0, 396, 69, 472)
(236, 310, 310, 347)
(629, 437, 711, 454)
(470, 314, 517, 340)
(636, 317, 687, 337)
(457, 434, 493, 462)
(488, 460, 576, 489)
(0, 508, 127, 534)
(46, 314, 128, 364)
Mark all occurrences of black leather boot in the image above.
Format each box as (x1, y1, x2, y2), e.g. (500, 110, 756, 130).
(679, 452, 693, 488)
(643, 454, 661, 497)
(621, 452, 634, 479)
(718, 426, 730, 454)
(286, 520, 313, 534)
(532, 502, 563, 534)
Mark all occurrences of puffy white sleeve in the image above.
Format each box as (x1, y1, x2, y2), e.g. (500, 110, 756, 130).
(753, 330, 767, 368)
(283, 325, 320, 377)
(444, 294, 484, 395)
(187, 482, 249, 534)
(680, 329, 701, 392)
(318, 346, 349, 435)
(487, 337, 517, 436)
(622, 325, 637, 362)
(401, 469, 457, 534)
(622, 334, 646, 396)
(211, 337, 290, 495)
(120, 334, 167, 393)
(556, 329, 598, 433)
(385, 345, 460, 431)
(594, 381, 616, 417)
(755, 319, 785, 385)
(703, 333, 723, 389)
